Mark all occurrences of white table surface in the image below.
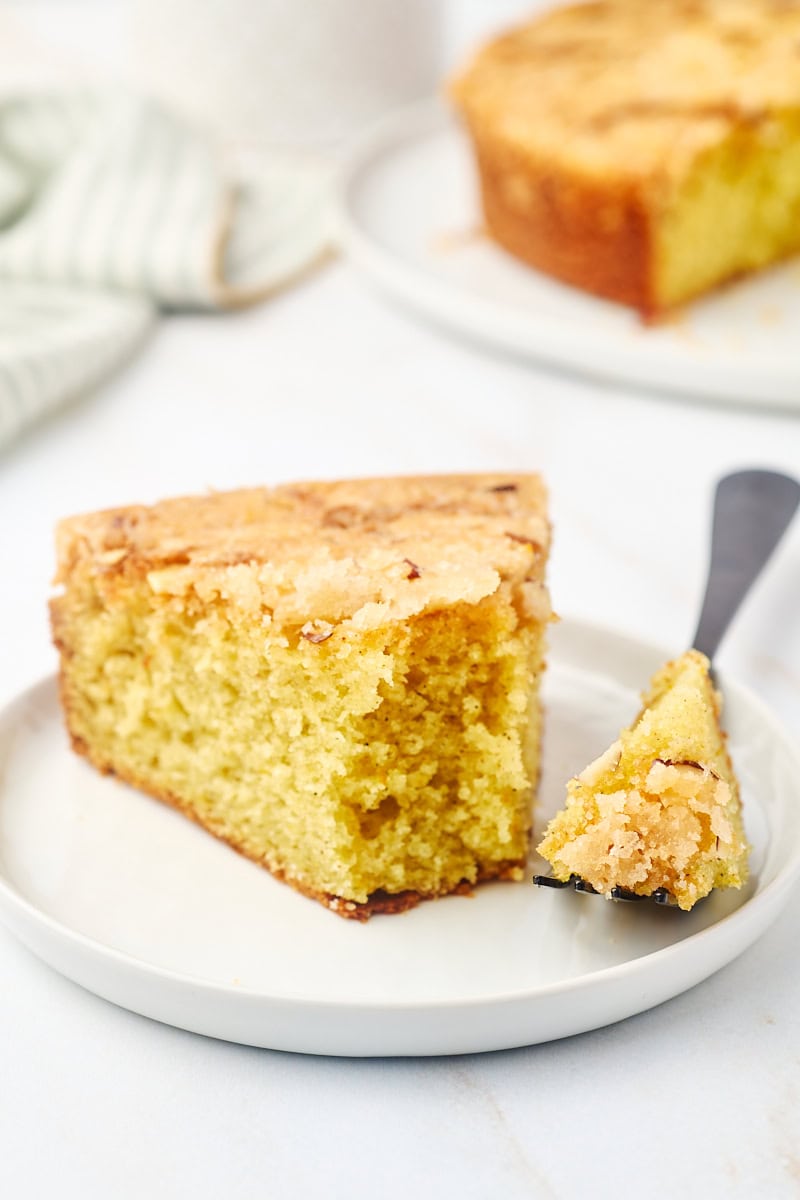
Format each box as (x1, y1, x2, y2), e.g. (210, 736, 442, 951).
(3, 4, 800, 1198)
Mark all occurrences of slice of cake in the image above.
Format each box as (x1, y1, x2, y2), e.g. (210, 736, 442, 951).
(450, 0, 800, 317)
(537, 650, 749, 910)
(51, 474, 551, 919)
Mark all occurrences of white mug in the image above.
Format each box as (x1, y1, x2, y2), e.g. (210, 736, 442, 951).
(133, 0, 444, 150)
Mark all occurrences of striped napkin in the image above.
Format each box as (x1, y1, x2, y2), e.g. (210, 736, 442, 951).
(0, 91, 332, 449)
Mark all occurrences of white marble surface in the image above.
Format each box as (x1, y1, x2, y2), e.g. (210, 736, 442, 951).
(3, 2, 800, 1197)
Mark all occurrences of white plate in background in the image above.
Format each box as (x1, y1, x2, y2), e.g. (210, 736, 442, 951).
(335, 102, 800, 409)
(0, 619, 798, 1056)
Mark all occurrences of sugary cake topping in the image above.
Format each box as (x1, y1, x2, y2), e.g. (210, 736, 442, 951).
(54, 474, 551, 632)
(552, 758, 736, 900)
(452, 0, 800, 177)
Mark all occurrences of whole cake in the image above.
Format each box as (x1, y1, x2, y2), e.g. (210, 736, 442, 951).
(537, 650, 749, 910)
(51, 474, 551, 919)
(451, 0, 800, 317)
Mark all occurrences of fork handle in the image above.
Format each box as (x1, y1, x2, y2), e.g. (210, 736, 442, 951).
(692, 469, 800, 662)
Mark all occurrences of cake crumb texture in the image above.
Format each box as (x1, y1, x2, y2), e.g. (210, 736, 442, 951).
(537, 650, 749, 910)
(52, 474, 551, 917)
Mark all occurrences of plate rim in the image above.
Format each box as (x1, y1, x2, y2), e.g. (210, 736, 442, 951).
(2, 617, 799, 1051)
(0, 831, 797, 1013)
(333, 98, 800, 410)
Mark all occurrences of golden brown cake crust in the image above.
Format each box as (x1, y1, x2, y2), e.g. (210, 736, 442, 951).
(473, 134, 654, 311)
(54, 474, 549, 576)
(54, 474, 550, 633)
(451, 0, 800, 315)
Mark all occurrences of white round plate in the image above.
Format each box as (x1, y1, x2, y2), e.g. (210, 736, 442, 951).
(335, 102, 800, 409)
(1, 619, 798, 1057)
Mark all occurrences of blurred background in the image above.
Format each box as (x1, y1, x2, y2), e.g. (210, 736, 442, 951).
(2, 0, 542, 140)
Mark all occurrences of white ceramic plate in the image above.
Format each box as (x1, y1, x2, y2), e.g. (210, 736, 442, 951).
(1, 619, 798, 1057)
(335, 102, 800, 409)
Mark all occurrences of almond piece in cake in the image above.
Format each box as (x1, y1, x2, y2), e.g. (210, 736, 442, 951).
(51, 474, 551, 919)
(450, 0, 800, 317)
(537, 650, 749, 910)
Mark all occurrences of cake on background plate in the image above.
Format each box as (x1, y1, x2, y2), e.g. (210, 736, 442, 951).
(51, 474, 551, 919)
(537, 650, 749, 910)
(451, 0, 800, 317)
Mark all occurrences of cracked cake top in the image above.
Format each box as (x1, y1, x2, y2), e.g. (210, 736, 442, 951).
(54, 474, 551, 632)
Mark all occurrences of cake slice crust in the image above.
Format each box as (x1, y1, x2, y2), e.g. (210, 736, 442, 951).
(537, 650, 749, 910)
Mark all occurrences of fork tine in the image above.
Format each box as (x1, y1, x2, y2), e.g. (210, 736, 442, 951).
(609, 885, 649, 902)
(531, 873, 573, 889)
(533, 873, 679, 907)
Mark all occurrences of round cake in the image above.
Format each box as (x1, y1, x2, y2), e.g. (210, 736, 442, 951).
(450, 0, 800, 317)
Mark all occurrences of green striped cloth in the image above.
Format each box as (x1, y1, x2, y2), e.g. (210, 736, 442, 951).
(0, 92, 332, 449)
